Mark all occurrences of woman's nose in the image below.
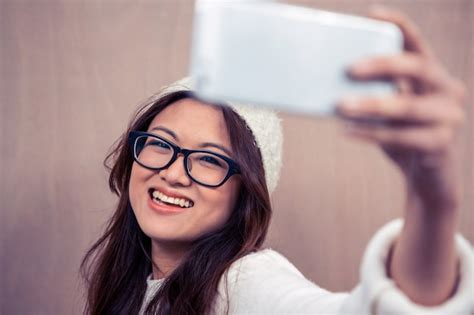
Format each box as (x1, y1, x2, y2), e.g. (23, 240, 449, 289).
(158, 154, 192, 187)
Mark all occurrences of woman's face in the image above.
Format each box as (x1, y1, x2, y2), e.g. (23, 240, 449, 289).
(129, 98, 241, 244)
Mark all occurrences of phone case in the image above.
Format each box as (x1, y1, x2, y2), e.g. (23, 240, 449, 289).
(189, 1, 403, 116)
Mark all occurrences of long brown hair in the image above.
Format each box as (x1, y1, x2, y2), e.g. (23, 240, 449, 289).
(80, 90, 272, 314)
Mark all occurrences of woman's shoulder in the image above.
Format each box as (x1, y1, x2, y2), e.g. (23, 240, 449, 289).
(223, 248, 315, 288)
(229, 248, 303, 277)
(213, 248, 344, 313)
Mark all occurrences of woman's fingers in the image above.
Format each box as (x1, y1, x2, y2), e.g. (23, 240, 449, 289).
(368, 5, 434, 58)
(337, 94, 465, 126)
(339, 6, 468, 158)
(348, 53, 447, 90)
(343, 123, 457, 153)
(355, 6, 469, 101)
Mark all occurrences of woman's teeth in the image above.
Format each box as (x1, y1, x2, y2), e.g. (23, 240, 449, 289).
(151, 190, 193, 208)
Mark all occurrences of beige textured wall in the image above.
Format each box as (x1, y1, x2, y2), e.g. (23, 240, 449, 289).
(1, 1, 472, 314)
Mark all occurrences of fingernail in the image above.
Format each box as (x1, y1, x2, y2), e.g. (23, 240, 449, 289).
(349, 60, 372, 74)
(340, 96, 362, 110)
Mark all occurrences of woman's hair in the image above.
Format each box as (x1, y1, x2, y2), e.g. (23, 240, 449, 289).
(80, 90, 272, 314)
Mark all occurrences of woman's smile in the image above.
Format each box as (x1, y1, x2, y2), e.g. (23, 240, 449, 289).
(147, 187, 194, 215)
(147, 191, 189, 214)
(148, 187, 194, 208)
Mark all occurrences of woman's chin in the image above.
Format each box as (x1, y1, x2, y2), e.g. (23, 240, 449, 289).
(149, 233, 197, 247)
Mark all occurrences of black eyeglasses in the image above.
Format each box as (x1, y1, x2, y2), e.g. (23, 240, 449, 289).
(128, 131, 241, 187)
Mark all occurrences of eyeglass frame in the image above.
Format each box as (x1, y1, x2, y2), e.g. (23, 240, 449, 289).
(128, 131, 241, 188)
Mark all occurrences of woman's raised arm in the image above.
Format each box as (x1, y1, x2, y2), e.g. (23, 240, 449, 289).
(336, 6, 468, 306)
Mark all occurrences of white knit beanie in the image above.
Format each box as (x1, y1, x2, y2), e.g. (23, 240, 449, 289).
(154, 76, 283, 194)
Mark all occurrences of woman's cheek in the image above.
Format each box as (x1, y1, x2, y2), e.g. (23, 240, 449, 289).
(197, 185, 238, 232)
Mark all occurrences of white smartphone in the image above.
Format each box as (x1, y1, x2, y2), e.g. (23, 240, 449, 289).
(189, 0, 403, 116)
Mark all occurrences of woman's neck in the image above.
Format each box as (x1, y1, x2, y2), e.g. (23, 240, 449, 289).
(151, 240, 190, 280)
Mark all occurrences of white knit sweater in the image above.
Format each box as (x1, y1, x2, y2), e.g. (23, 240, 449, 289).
(140, 219, 474, 314)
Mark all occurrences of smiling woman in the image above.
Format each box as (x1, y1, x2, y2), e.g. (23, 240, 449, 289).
(2, 0, 474, 313)
(80, 85, 282, 314)
(79, 6, 474, 315)
(80, 74, 473, 315)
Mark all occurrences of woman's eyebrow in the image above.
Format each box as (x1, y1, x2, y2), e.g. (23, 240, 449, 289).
(198, 142, 233, 157)
(150, 126, 233, 156)
(151, 126, 179, 141)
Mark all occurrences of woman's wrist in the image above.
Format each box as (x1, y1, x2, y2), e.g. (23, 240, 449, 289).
(388, 192, 460, 305)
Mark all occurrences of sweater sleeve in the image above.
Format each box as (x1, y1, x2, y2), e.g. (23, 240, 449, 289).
(213, 248, 350, 314)
(212, 219, 473, 314)
(340, 218, 474, 315)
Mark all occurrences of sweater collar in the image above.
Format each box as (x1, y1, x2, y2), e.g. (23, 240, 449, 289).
(147, 273, 165, 287)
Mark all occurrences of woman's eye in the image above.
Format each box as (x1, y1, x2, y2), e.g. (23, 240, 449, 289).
(201, 155, 223, 167)
(149, 140, 170, 150)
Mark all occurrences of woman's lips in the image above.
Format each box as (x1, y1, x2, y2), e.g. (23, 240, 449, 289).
(147, 192, 189, 214)
(149, 188, 194, 208)
(148, 187, 194, 207)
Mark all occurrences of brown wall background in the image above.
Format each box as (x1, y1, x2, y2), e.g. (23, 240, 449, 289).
(1, 1, 472, 314)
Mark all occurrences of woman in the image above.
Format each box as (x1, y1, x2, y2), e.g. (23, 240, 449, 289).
(80, 7, 473, 315)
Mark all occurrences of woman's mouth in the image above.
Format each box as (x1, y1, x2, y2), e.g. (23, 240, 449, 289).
(148, 188, 194, 209)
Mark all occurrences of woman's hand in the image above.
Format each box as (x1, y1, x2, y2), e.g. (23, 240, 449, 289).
(336, 6, 468, 305)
